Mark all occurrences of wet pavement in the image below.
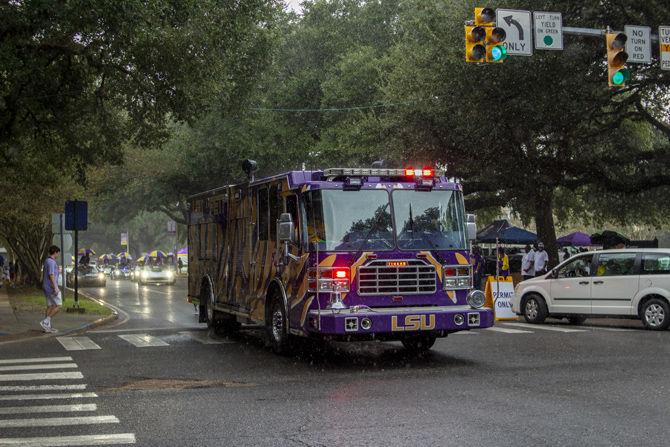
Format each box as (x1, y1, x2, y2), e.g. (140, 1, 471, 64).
(1, 279, 669, 445)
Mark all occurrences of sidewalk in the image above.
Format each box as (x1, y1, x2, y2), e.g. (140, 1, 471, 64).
(0, 285, 117, 343)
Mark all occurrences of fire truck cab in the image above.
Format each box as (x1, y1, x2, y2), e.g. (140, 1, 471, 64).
(187, 165, 493, 354)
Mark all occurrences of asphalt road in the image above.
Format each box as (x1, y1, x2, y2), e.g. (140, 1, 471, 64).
(0, 281, 668, 446)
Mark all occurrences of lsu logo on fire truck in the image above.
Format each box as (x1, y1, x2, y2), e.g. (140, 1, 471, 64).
(391, 314, 436, 331)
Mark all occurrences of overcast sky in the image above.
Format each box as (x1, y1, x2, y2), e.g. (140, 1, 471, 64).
(284, 0, 302, 13)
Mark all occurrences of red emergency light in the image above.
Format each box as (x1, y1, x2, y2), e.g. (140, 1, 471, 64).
(404, 167, 435, 178)
(334, 268, 349, 279)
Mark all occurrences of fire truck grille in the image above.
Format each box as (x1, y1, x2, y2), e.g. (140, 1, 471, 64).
(357, 260, 437, 296)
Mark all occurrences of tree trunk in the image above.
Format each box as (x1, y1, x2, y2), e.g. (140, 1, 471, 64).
(0, 217, 50, 287)
(534, 192, 559, 269)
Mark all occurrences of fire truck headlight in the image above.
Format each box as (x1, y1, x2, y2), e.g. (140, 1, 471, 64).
(467, 290, 486, 309)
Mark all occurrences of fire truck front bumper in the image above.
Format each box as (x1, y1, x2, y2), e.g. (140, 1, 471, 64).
(306, 305, 494, 337)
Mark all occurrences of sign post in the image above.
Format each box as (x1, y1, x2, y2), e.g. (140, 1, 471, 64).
(624, 25, 652, 64)
(65, 200, 88, 310)
(660, 26, 670, 71)
(496, 9, 533, 56)
(533, 11, 563, 50)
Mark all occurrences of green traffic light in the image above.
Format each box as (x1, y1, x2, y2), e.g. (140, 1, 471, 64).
(491, 45, 507, 62)
(611, 68, 630, 86)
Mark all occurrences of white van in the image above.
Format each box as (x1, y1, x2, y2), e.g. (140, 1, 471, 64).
(512, 249, 670, 330)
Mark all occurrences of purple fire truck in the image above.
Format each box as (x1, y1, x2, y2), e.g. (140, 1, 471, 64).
(187, 164, 493, 354)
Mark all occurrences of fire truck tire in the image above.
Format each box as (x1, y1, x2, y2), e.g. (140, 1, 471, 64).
(267, 297, 291, 355)
(401, 334, 437, 353)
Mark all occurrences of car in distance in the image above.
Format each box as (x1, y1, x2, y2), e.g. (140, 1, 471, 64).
(512, 249, 670, 330)
(68, 265, 107, 288)
(137, 265, 176, 286)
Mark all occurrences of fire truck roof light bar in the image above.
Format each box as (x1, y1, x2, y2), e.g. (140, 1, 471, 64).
(323, 167, 445, 178)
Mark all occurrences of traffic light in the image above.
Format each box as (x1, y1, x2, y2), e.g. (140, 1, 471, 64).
(606, 32, 629, 87)
(465, 25, 486, 63)
(465, 7, 507, 64)
(486, 26, 507, 63)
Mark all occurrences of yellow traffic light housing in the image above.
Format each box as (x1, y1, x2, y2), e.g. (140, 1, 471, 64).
(606, 32, 629, 87)
(486, 26, 507, 63)
(465, 25, 487, 63)
(474, 7, 495, 26)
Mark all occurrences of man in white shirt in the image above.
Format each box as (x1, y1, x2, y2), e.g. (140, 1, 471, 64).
(521, 244, 535, 280)
(534, 242, 549, 277)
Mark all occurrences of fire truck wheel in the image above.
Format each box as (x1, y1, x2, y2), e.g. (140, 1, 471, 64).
(267, 297, 291, 355)
(401, 334, 436, 353)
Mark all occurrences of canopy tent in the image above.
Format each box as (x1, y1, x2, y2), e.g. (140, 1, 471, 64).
(591, 230, 630, 249)
(477, 220, 537, 244)
(557, 231, 592, 247)
(177, 247, 188, 255)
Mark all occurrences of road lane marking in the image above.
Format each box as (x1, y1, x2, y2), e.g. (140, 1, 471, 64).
(57, 337, 101, 351)
(118, 334, 169, 347)
(0, 372, 83, 382)
(0, 385, 86, 392)
(0, 357, 73, 365)
(179, 331, 235, 344)
(485, 327, 533, 334)
(0, 392, 97, 401)
(451, 331, 478, 335)
(502, 322, 586, 333)
(0, 404, 97, 415)
(0, 363, 78, 372)
(90, 326, 204, 334)
(0, 415, 118, 428)
(0, 433, 136, 446)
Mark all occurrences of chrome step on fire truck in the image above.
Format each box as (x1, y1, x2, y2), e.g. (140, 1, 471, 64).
(187, 162, 493, 354)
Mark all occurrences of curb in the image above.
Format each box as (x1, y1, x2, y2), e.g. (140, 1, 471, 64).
(0, 289, 125, 346)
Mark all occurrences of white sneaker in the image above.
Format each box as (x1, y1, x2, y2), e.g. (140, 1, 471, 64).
(40, 320, 51, 333)
(49, 327, 58, 333)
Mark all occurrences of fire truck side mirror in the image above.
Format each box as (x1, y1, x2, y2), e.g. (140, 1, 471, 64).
(466, 214, 477, 241)
(278, 213, 294, 243)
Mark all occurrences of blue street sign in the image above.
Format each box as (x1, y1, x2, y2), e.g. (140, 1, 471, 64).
(64, 200, 88, 231)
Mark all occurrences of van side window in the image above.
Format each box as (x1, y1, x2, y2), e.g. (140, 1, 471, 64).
(269, 185, 280, 241)
(641, 253, 670, 275)
(557, 255, 593, 278)
(595, 253, 637, 276)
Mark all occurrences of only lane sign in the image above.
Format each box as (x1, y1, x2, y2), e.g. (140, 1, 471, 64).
(496, 9, 533, 56)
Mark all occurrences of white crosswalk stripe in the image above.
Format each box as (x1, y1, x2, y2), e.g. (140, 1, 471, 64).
(0, 357, 73, 365)
(485, 326, 533, 334)
(0, 372, 83, 382)
(0, 415, 119, 428)
(0, 433, 136, 446)
(118, 333, 169, 347)
(0, 385, 87, 392)
(0, 363, 78, 372)
(0, 404, 97, 415)
(0, 356, 135, 446)
(0, 392, 98, 401)
(57, 337, 101, 351)
(502, 322, 587, 333)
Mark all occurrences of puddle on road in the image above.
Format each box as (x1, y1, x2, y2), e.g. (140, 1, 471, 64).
(106, 378, 255, 392)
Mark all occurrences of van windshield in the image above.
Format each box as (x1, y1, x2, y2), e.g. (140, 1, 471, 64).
(304, 189, 393, 251)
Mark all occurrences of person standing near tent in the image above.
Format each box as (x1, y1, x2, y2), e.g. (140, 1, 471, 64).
(497, 247, 510, 277)
(521, 244, 535, 280)
(534, 242, 549, 277)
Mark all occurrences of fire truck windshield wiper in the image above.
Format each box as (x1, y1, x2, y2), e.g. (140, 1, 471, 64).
(352, 202, 391, 258)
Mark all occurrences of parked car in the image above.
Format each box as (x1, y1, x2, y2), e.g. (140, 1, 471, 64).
(136, 265, 176, 286)
(112, 265, 132, 280)
(513, 249, 670, 330)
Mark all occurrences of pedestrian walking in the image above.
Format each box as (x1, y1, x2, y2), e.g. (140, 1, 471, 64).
(521, 244, 535, 280)
(534, 242, 549, 277)
(470, 245, 484, 290)
(177, 257, 184, 275)
(40, 245, 62, 333)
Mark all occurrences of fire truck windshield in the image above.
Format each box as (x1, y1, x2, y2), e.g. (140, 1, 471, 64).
(393, 190, 467, 250)
(304, 189, 393, 251)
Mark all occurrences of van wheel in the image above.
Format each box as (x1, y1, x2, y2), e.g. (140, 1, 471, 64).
(567, 316, 587, 325)
(401, 335, 437, 353)
(267, 297, 291, 355)
(523, 295, 548, 324)
(641, 298, 670, 330)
